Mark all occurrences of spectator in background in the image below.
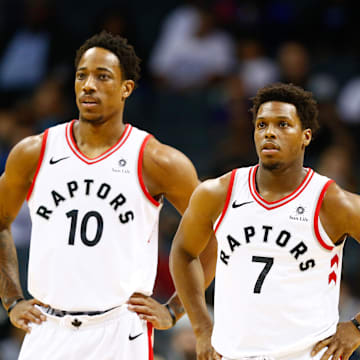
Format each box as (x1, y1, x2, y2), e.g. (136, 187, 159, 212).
(211, 76, 257, 176)
(149, 0, 235, 91)
(236, 37, 279, 97)
(316, 144, 358, 193)
(277, 41, 310, 88)
(0, 0, 54, 106)
(337, 77, 360, 127)
(30, 76, 71, 132)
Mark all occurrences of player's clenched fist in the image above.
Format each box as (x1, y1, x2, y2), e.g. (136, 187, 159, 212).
(8, 298, 47, 333)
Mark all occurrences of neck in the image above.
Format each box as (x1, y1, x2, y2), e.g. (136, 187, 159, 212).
(256, 159, 307, 196)
(74, 116, 126, 150)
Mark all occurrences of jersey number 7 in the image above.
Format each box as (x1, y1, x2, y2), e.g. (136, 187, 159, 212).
(252, 256, 274, 294)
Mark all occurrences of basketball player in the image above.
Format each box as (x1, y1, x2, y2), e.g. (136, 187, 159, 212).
(0, 31, 216, 359)
(170, 83, 360, 360)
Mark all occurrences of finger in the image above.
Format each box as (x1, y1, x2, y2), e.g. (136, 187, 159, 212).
(29, 307, 47, 321)
(341, 351, 352, 360)
(319, 344, 337, 360)
(128, 304, 152, 315)
(22, 312, 43, 324)
(138, 314, 157, 323)
(312, 337, 333, 355)
(331, 349, 343, 360)
(128, 293, 147, 300)
(15, 319, 31, 333)
(30, 299, 49, 308)
(127, 297, 149, 306)
(213, 351, 222, 360)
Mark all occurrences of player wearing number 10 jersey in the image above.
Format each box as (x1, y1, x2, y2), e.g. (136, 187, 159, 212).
(0, 31, 217, 359)
(170, 83, 360, 360)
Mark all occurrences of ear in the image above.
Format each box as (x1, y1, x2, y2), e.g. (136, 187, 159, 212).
(121, 80, 135, 100)
(302, 128, 312, 148)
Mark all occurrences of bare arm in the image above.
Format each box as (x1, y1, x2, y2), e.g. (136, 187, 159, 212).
(312, 182, 360, 360)
(169, 174, 230, 359)
(320, 182, 360, 244)
(0, 134, 47, 331)
(0, 135, 42, 306)
(128, 137, 217, 328)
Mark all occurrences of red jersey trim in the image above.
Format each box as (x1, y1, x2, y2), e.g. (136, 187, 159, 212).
(65, 120, 132, 165)
(147, 322, 154, 360)
(314, 179, 335, 251)
(26, 129, 49, 201)
(137, 134, 160, 207)
(214, 169, 237, 234)
(249, 165, 314, 210)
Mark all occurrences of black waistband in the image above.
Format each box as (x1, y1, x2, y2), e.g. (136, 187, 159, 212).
(45, 306, 115, 317)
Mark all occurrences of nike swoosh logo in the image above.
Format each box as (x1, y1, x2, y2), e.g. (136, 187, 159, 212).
(49, 156, 70, 165)
(232, 200, 254, 208)
(129, 332, 143, 341)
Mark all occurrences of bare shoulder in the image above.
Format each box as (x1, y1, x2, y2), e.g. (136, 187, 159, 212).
(195, 172, 232, 201)
(189, 171, 233, 223)
(320, 182, 360, 242)
(4, 133, 44, 183)
(143, 136, 197, 179)
(142, 137, 199, 210)
(321, 182, 356, 215)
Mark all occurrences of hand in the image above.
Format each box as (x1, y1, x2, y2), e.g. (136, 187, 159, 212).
(312, 321, 360, 360)
(196, 330, 221, 360)
(127, 293, 173, 330)
(9, 298, 48, 333)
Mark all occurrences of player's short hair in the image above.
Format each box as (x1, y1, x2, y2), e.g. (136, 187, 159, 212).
(250, 83, 319, 135)
(74, 31, 141, 85)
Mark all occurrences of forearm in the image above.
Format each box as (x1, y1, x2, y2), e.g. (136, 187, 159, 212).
(0, 228, 24, 309)
(199, 232, 217, 289)
(170, 247, 213, 337)
(167, 232, 216, 320)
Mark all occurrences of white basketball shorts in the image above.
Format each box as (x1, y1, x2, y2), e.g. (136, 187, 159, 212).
(221, 344, 330, 360)
(18, 305, 153, 360)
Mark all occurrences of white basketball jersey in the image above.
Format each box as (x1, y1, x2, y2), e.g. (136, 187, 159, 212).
(27, 120, 162, 311)
(212, 165, 344, 359)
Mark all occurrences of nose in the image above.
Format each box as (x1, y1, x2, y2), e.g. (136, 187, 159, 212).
(83, 75, 96, 93)
(264, 123, 276, 139)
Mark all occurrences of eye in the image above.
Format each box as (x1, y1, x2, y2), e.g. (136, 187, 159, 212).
(76, 72, 86, 80)
(257, 121, 266, 129)
(99, 73, 110, 80)
(279, 121, 289, 128)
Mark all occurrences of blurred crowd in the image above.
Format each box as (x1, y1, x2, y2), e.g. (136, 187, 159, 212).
(1, 0, 360, 359)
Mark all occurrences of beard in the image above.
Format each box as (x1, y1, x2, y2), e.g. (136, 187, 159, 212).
(262, 161, 283, 171)
(79, 114, 105, 125)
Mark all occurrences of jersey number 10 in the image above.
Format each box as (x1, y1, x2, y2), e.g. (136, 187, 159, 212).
(66, 210, 104, 246)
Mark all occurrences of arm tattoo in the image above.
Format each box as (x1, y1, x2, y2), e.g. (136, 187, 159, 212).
(0, 226, 24, 309)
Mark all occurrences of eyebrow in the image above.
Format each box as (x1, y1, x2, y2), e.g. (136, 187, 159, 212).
(76, 67, 113, 73)
(256, 116, 292, 120)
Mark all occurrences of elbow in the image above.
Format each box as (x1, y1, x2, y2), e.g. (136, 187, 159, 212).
(169, 241, 196, 277)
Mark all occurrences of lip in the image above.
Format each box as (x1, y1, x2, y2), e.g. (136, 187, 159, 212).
(261, 141, 279, 150)
(81, 102, 98, 109)
(79, 95, 100, 105)
(261, 142, 280, 154)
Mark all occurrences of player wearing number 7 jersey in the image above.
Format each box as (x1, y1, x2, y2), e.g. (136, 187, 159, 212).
(0, 31, 217, 359)
(170, 83, 360, 360)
